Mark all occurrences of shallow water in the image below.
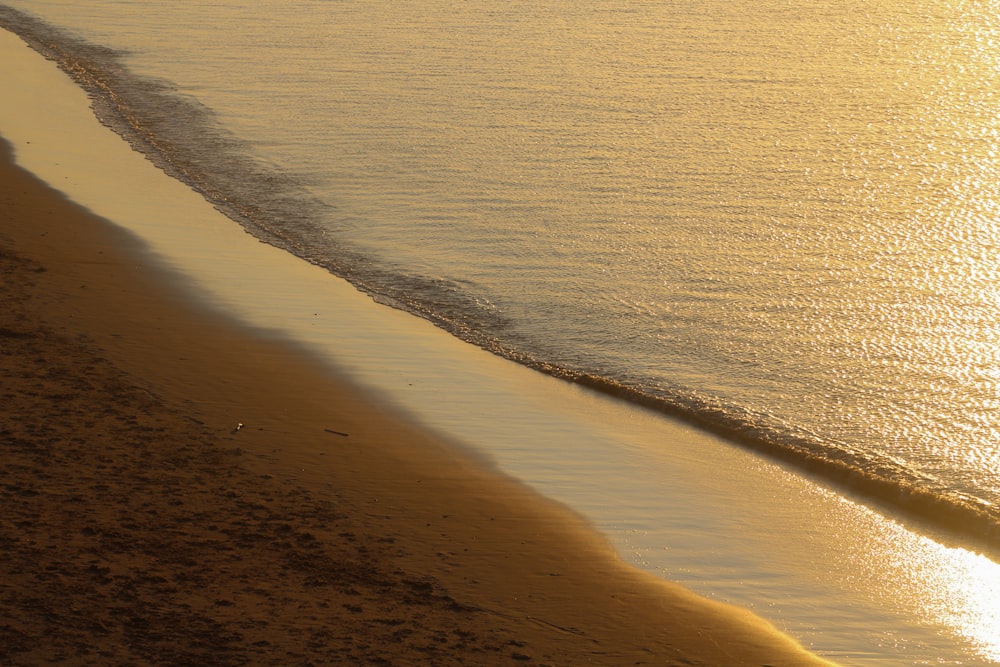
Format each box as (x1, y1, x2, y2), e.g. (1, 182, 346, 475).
(3, 0, 999, 545)
(3, 3, 1000, 663)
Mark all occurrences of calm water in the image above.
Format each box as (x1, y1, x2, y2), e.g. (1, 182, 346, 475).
(3, 1, 1000, 662)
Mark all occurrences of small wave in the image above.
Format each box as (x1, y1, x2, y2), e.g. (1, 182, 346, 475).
(0, 6, 510, 340)
(555, 368, 1000, 556)
(0, 7, 328, 248)
(4, 5, 998, 559)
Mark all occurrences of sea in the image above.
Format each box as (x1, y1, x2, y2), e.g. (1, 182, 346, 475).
(2, 1, 999, 664)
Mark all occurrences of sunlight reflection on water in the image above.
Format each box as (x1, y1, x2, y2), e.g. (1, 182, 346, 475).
(4, 1, 1000, 662)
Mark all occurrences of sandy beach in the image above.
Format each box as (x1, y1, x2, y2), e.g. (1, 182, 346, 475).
(0, 122, 839, 666)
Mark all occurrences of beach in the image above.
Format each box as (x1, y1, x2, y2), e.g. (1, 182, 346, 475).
(6, 12, 1000, 661)
(8, 2, 1000, 659)
(0, 104, 836, 667)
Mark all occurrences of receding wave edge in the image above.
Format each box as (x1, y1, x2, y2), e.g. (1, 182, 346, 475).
(3, 5, 997, 559)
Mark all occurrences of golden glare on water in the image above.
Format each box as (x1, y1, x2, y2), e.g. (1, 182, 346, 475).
(899, 542, 1000, 662)
(941, 550, 1000, 661)
(827, 495, 1000, 662)
(5, 0, 1000, 663)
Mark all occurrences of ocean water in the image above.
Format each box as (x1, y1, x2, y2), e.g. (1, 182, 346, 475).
(3, 1, 1000, 663)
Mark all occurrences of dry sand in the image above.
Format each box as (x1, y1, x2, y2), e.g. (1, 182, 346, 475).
(0, 133, 833, 665)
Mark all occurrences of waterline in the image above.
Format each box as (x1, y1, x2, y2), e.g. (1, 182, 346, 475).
(3, 26, 999, 665)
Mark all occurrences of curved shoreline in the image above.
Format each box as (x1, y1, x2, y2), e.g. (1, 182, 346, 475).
(0, 134, 830, 664)
(0, 18, 835, 660)
(3, 4, 993, 562)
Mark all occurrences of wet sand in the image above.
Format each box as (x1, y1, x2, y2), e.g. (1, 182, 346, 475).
(0, 128, 836, 666)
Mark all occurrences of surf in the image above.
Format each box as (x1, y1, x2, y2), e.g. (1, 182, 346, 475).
(4, 4, 998, 561)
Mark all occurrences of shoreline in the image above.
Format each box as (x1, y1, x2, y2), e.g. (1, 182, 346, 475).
(7, 20, 1000, 663)
(0, 109, 830, 667)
